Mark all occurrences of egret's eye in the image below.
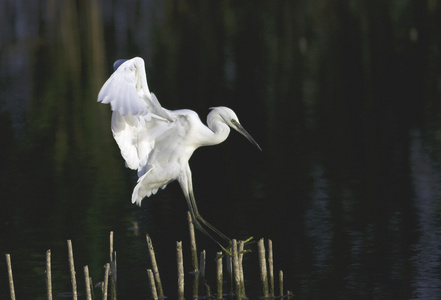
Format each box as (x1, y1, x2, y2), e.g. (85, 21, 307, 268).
(231, 119, 238, 125)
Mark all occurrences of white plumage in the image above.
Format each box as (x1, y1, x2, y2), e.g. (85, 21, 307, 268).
(98, 57, 261, 244)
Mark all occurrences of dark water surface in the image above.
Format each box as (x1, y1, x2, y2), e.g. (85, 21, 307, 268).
(1, 1, 441, 299)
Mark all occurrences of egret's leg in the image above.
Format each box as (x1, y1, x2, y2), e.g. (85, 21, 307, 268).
(189, 190, 231, 243)
(183, 193, 228, 250)
(180, 164, 231, 246)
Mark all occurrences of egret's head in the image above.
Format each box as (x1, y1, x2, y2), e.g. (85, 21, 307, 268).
(113, 59, 128, 71)
(209, 106, 262, 151)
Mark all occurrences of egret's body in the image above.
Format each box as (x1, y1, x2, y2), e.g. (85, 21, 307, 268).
(98, 57, 261, 246)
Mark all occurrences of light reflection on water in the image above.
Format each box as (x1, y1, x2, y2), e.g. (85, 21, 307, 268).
(410, 130, 441, 299)
(1, 1, 441, 299)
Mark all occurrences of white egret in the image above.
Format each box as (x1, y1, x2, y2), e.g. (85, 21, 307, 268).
(97, 57, 261, 247)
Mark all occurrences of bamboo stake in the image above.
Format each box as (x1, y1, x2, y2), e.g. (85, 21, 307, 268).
(238, 240, 246, 297)
(199, 250, 211, 298)
(257, 238, 269, 298)
(176, 241, 184, 300)
(90, 274, 95, 299)
(67, 240, 78, 300)
(46, 250, 53, 300)
(5, 254, 16, 300)
(84, 265, 92, 300)
(188, 212, 199, 297)
(232, 239, 245, 299)
(147, 269, 158, 300)
(103, 263, 110, 300)
(192, 270, 200, 298)
(109, 231, 113, 261)
(279, 270, 283, 298)
(109, 232, 117, 299)
(216, 252, 223, 300)
(110, 251, 117, 300)
(146, 234, 164, 298)
(268, 239, 274, 297)
(199, 249, 206, 296)
(187, 212, 199, 271)
(226, 251, 233, 296)
(199, 250, 206, 279)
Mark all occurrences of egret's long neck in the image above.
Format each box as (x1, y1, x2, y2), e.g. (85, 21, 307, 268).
(204, 111, 231, 146)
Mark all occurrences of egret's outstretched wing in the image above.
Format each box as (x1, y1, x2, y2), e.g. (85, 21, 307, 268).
(98, 57, 175, 174)
(98, 57, 173, 121)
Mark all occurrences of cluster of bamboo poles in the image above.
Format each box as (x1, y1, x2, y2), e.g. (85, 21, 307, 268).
(144, 212, 293, 299)
(4, 212, 293, 299)
(5, 235, 117, 300)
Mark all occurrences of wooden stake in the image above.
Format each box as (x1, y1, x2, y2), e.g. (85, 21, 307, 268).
(110, 251, 117, 300)
(238, 240, 246, 297)
(46, 250, 53, 300)
(232, 239, 245, 299)
(192, 270, 200, 299)
(109, 232, 117, 300)
(188, 212, 199, 297)
(279, 270, 284, 298)
(102, 263, 110, 300)
(216, 252, 223, 300)
(199, 249, 211, 298)
(226, 251, 233, 296)
(268, 239, 274, 297)
(5, 254, 16, 300)
(84, 265, 92, 300)
(109, 231, 114, 261)
(187, 212, 199, 271)
(147, 269, 158, 300)
(146, 234, 164, 298)
(67, 240, 78, 300)
(257, 238, 269, 298)
(199, 250, 206, 279)
(176, 241, 184, 300)
(199, 249, 206, 296)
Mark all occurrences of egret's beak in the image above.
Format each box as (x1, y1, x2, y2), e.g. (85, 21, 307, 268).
(235, 123, 262, 151)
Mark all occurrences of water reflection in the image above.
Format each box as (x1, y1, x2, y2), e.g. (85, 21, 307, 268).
(1, 0, 441, 299)
(410, 130, 441, 299)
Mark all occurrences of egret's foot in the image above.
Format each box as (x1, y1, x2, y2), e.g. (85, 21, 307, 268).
(219, 244, 232, 256)
(243, 236, 254, 244)
(238, 249, 252, 255)
(216, 237, 254, 257)
(238, 237, 254, 255)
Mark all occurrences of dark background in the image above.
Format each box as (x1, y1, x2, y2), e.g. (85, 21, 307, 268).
(1, 0, 441, 299)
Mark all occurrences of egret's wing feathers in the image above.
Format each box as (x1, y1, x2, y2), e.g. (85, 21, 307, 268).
(98, 58, 148, 116)
(98, 57, 174, 121)
(98, 57, 175, 175)
(110, 106, 172, 175)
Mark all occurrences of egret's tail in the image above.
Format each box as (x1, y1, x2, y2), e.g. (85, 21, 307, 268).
(131, 170, 168, 206)
(132, 173, 155, 206)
